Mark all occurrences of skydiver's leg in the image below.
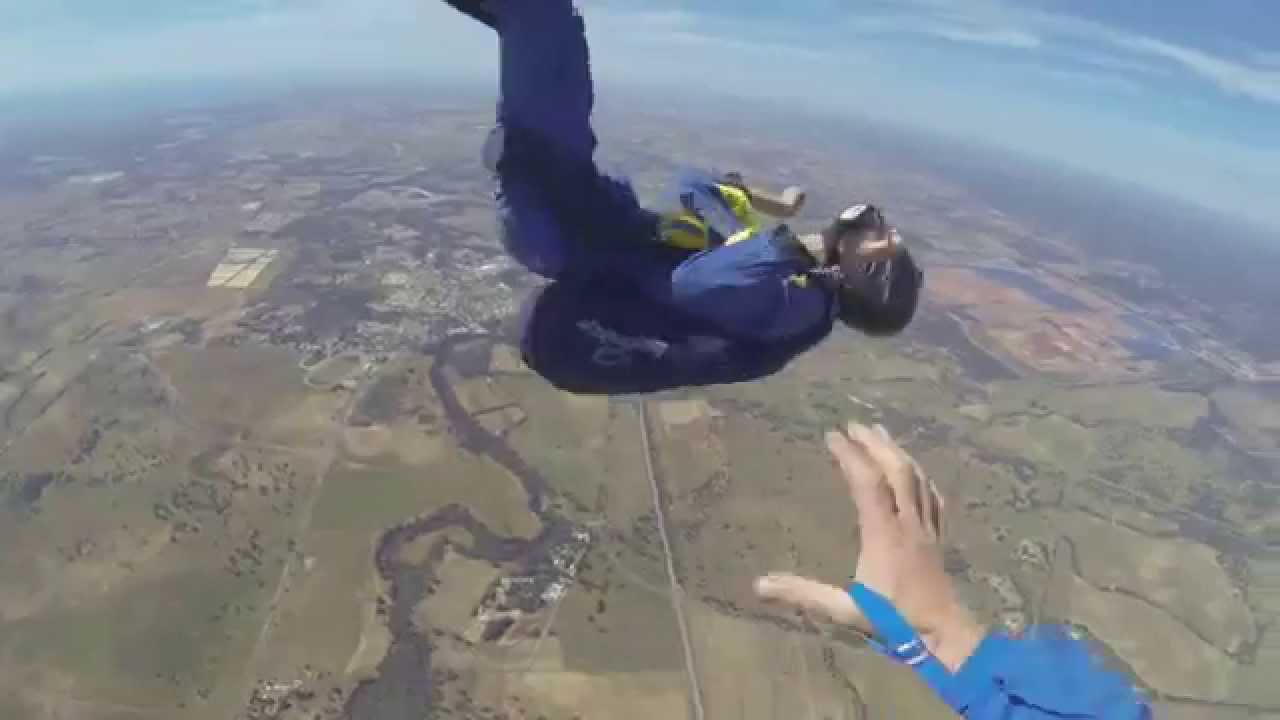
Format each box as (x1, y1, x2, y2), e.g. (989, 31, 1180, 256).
(492, 0, 596, 165)
(446, 0, 655, 278)
(490, 0, 602, 277)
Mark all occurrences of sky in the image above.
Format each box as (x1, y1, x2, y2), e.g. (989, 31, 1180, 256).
(2, 0, 1278, 231)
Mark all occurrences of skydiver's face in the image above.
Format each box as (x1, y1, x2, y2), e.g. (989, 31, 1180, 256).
(835, 241, 923, 336)
(835, 224, 908, 314)
(837, 224, 901, 263)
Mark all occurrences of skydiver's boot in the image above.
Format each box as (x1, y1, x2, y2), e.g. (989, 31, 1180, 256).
(442, 0, 497, 30)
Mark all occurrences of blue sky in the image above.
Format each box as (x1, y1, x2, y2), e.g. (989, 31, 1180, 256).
(3, 0, 1278, 230)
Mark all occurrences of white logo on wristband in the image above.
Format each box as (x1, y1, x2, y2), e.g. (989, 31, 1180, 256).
(895, 637, 930, 666)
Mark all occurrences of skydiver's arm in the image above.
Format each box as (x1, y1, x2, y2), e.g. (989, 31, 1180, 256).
(718, 171, 805, 218)
(744, 184, 807, 218)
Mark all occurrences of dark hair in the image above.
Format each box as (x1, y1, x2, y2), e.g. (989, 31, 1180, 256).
(835, 245, 923, 336)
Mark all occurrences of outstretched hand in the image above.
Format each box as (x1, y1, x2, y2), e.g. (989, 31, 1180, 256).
(754, 422, 984, 672)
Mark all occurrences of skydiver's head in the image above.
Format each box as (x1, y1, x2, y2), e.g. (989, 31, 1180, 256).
(824, 205, 923, 336)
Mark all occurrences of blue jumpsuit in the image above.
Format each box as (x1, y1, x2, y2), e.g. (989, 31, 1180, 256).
(478, 3, 1152, 717)
(488, 0, 831, 346)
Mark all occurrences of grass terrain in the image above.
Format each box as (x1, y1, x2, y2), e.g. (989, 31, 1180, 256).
(658, 410, 862, 610)
(305, 352, 365, 388)
(1213, 385, 1280, 452)
(412, 548, 500, 635)
(1092, 425, 1220, 508)
(247, 519, 379, 682)
(682, 602, 877, 720)
(826, 640, 960, 719)
(1067, 573, 1237, 701)
(554, 540, 688, 675)
(1157, 703, 1263, 720)
(311, 458, 536, 540)
(1054, 510, 1255, 653)
(967, 414, 1099, 477)
(500, 376, 653, 526)
(0, 447, 305, 718)
(988, 381, 1210, 430)
(1060, 484, 1181, 535)
(434, 641, 687, 720)
(0, 342, 368, 719)
(152, 345, 314, 435)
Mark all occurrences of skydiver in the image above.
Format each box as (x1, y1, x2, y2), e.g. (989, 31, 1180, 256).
(443, 0, 923, 394)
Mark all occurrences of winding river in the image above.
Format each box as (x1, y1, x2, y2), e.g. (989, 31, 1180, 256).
(342, 336, 573, 719)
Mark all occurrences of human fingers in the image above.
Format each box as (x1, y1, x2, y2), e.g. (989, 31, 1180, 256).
(852, 234, 893, 259)
(929, 476, 945, 537)
(912, 458, 941, 540)
(782, 187, 807, 211)
(826, 429, 896, 540)
(754, 573, 869, 631)
(852, 227, 900, 260)
(850, 423, 922, 526)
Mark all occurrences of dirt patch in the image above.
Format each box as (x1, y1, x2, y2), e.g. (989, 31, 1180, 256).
(345, 426, 394, 459)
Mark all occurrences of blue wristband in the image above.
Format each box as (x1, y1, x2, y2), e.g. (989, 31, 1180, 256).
(848, 583, 958, 701)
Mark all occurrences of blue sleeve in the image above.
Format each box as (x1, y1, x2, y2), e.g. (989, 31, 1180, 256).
(666, 228, 827, 342)
(941, 629, 1152, 720)
(849, 584, 1151, 720)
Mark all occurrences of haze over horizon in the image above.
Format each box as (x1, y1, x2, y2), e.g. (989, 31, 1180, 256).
(3, 0, 1279, 232)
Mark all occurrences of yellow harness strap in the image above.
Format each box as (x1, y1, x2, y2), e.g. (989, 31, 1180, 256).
(659, 183, 761, 250)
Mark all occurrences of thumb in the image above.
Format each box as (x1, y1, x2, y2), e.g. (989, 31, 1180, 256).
(782, 187, 807, 210)
(754, 573, 869, 632)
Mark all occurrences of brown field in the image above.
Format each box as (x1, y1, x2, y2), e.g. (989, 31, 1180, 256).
(928, 266, 1043, 309)
(926, 265, 1165, 379)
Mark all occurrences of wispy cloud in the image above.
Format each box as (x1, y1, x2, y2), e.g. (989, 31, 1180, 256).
(922, 24, 1041, 50)
(588, 7, 696, 33)
(660, 31, 833, 62)
(848, 0, 1280, 106)
(1067, 51, 1173, 80)
(1042, 67, 1144, 95)
(1113, 36, 1280, 104)
(843, 13, 1041, 50)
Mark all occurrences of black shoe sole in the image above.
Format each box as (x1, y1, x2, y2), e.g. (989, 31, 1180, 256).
(443, 0, 497, 29)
